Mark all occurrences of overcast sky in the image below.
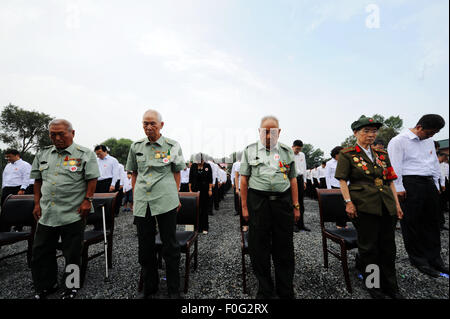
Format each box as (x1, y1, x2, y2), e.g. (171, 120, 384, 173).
(0, 0, 448, 163)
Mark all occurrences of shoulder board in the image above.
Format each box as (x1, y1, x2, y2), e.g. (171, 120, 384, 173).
(342, 146, 355, 153)
(373, 147, 387, 154)
(135, 138, 147, 144)
(279, 143, 291, 151)
(164, 137, 177, 146)
(74, 144, 88, 153)
(245, 142, 258, 150)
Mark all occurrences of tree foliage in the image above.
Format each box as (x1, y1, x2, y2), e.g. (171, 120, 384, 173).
(341, 114, 403, 148)
(101, 137, 133, 164)
(303, 143, 324, 168)
(0, 104, 53, 154)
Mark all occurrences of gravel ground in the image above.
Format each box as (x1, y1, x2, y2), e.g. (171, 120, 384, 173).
(0, 192, 448, 299)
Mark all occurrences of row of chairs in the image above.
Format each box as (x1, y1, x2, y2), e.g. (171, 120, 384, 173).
(239, 189, 358, 294)
(1, 189, 357, 295)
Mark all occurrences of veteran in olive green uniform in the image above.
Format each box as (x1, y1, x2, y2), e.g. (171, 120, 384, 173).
(126, 109, 186, 299)
(240, 116, 300, 299)
(30, 119, 100, 299)
(335, 117, 404, 299)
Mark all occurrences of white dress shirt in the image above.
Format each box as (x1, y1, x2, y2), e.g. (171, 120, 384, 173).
(358, 144, 374, 162)
(311, 168, 319, 179)
(387, 129, 441, 192)
(234, 161, 242, 189)
(441, 162, 449, 181)
(2, 159, 32, 189)
(118, 163, 127, 187)
(97, 154, 120, 187)
(219, 169, 227, 183)
(208, 161, 218, 184)
(231, 161, 240, 186)
(123, 176, 132, 193)
(180, 168, 190, 184)
(325, 158, 340, 189)
(318, 166, 327, 179)
(306, 169, 312, 181)
(294, 152, 307, 176)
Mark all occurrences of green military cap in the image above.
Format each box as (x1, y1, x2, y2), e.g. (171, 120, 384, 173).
(351, 116, 383, 131)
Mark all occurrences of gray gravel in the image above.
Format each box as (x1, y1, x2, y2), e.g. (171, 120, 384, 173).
(0, 193, 448, 299)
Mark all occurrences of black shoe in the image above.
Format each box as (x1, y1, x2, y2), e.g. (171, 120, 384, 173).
(416, 265, 440, 278)
(293, 225, 300, 233)
(431, 263, 449, 274)
(61, 288, 78, 299)
(33, 284, 59, 300)
(367, 288, 386, 299)
(385, 291, 406, 299)
(168, 292, 183, 299)
(299, 226, 311, 232)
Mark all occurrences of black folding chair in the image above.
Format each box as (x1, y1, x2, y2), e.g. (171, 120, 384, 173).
(316, 189, 358, 293)
(0, 195, 36, 267)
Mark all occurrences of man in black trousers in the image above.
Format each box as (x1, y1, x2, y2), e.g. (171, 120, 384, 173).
(388, 114, 449, 277)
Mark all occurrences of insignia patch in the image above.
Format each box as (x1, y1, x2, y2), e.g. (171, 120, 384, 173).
(163, 158, 169, 164)
(274, 154, 280, 161)
(70, 166, 78, 172)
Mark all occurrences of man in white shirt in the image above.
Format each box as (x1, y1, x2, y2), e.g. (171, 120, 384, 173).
(180, 164, 190, 192)
(292, 140, 310, 232)
(305, 169, 313, 198)
(1, 149, 32, 206)
(387, 114, 448, 277)
(231, 157, 241, 216)
(317, 161, 327, 189)
(94, 145, 120, 193)
(207, 159, 220, 213)
(311, 166, 320, 199)
(438, 152, 449, 229)
(1, 149, 33, 232)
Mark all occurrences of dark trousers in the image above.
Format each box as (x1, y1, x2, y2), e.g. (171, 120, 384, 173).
(351, 206, 398, 293)
(312, 179, 319, 199)
(319, 177, 327, 189)
(95, 178, 112, 193)
(31, 219, 85, 292)
(400, 176, 443, 268)
(213, 181, 219, 210)
(198, 188, 210, 232)
(306, 180, 313, 198)
(180, 183, 189, 192)
(234, 189, 240, 213)
(295, 176, 306, 228)
(247, 188, 295, 299)
(135, 207, 180, 295)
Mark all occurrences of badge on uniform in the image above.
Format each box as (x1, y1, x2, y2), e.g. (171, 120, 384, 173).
(70, 166, 78, 172)
(163, 158, 169, 164)
(274, 154, 280, 161)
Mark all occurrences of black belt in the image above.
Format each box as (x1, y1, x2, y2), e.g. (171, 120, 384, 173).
(403, 175, 434, 182)
(249, 188, 290, 200)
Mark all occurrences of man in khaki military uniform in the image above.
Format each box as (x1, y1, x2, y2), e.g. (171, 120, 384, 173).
(126, 109, 186, 299)
(240, 115, 300, 299)
(335, 117, 404, 299)
(30, 119, 100, 299)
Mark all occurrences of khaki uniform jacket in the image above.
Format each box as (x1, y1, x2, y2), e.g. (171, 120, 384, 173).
(334, 144, 398, 216)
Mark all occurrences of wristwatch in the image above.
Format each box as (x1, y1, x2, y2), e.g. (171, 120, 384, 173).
(84, 197, 94, 203)
(293, 203, 300, 210)
(344, 199, 352, 203)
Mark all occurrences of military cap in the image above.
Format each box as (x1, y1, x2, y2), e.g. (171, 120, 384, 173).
(351, 116, 383, 131)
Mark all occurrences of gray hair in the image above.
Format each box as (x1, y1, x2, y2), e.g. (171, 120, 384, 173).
(48, 119, 73, 131)
(143, 109, 162, 122)
(260, 115, 279, 128)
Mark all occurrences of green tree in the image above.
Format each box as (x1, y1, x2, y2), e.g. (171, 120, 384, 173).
(341, 114, 403, 147)
(0, 104, 53, 154)
(302, 143, 324, 168)
(101, 138, 133, 164)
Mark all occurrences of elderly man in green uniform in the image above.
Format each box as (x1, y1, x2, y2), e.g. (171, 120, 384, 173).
(126, 109, 186, 299)
(335, 117, 404, 299)
(240, 115, 300, 299)
(30, 119, 100, 299)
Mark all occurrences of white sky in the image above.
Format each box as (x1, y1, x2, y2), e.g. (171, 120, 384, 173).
(0, 0, 448, 162)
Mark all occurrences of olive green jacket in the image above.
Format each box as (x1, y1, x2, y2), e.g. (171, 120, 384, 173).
(334, 145, 398, 216)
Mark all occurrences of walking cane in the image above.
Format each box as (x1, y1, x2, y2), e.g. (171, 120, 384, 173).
(102, 205, 109, 280)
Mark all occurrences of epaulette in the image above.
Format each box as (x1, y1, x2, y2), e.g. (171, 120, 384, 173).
(246, 142, 258, 150)
(373, 147, 387, 154)
(342, 146, 355, 153)
(75, 144, 87, 153)
(279, 143, 291, 151)
(135, 138, 147, 144)
(164, 137, 177, 146)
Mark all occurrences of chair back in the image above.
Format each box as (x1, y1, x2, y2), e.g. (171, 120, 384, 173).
(86, 192, 118, 230)
(0, 195, 36, 227)
(177, 192, 200, 230)
(316, 189, 349, 226)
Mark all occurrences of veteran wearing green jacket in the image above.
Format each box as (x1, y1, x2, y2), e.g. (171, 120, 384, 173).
(126, 109, 186, 299)
(30, 119, 100, 299)
(240, 115, 300, 299)
(335, 117, 404, 299)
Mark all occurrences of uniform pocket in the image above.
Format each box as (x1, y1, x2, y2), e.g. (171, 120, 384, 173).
(39, 164, 49, 178)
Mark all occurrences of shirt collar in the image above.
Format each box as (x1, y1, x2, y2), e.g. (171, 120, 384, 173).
(51, 143, 76, 155)
(406, 128, 420, 140)
(257, 140, 279, 152)
(146, 135, 165, 146)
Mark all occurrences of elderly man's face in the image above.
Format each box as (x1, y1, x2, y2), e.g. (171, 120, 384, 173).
(259, 119, 280, 149)
(143, 112, 164, 142)
(49, 123, 74, 149)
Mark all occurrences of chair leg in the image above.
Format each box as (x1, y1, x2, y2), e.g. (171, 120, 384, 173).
(322, 234, 329, 269)
(340, 244, 352, 293)
(184, 249, 190, 294)
(242, 251, 247, 294)
(137, 267, 143, 292)
(193, 240, 198, 270)
(80, 246, 89, 287)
